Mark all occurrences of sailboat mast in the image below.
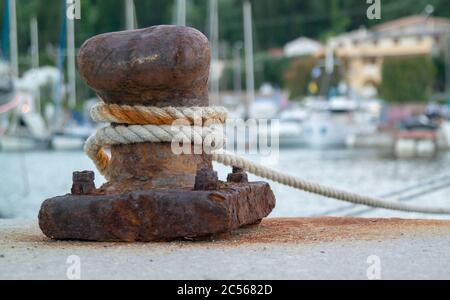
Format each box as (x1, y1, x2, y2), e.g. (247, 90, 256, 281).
(30, 17, 39, 69)
(8, 0, 18, 78)
(233, 42, 243, 96)
(125, 0, 136, 30)
(243, 1, 254, 120)
(176, 0, 186, 26)
(30, 16, 40, 113)
(209, 0, 219, 105)
(67, 11, 77, 109)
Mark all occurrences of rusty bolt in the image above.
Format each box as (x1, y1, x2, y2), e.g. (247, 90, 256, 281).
(71, 171, 96, 195)
(227, 166, 249, 183)
(232, 166, 244, 173)
(194, 169, 219, 191)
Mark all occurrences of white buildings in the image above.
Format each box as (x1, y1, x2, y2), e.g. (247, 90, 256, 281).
(284, 15, 450, 98)
(283, 37, 324, 58)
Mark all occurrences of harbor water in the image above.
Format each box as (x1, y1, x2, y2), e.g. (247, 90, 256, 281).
(1, 149, 450, 220)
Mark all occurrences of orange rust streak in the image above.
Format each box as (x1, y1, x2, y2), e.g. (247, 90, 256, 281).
(223, 217, 450, 245)
(5, 218, 450, 246)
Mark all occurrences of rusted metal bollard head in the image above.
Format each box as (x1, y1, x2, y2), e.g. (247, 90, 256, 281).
(39, 26, 275, 242)
(78, 25, 212, 191)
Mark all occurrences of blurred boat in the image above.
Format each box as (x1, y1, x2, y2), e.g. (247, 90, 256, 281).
(51, 134, 85, 151)
(277, 107, 307, 147)
(0, 78, 15, 107)
(51, 99, 98, 151)
(225, 86, 291, 148)
(233, 97, 280, 120)
(442, 121, 450, 149)
(0, 90, 15, 135)
(302, 97, 380, 148)
(51, 125, 94, 151)
(393, 112, 446, 158)
(0, 62, 17, 133)
(230, 85, 289, 120)
(0, 134, 49, 151)
(0, 111, 50, 151)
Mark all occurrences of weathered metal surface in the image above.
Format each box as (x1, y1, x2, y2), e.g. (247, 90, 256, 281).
(39, 182, 276, 242)
(71, 171, 96, 195)
(194, 169, 219, 191)
(77, 25, 212, 189)
(103, 143, 212, 191)
(77, 25, 210, 107)
(227, 166, 249, 183)
(38, 25, 276, 242)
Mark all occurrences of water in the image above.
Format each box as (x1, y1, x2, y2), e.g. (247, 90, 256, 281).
(1, 149, 450, 220)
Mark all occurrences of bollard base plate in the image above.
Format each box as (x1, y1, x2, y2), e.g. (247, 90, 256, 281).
(38, 182, 276, 242)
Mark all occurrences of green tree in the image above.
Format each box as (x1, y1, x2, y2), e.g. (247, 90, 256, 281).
(380, 56, 436, 103)
(283, 56, 318, 99)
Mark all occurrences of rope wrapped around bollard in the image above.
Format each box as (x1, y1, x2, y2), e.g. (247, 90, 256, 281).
(85, 102, 450, 215)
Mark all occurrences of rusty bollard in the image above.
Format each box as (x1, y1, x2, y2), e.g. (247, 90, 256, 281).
(38, 26, 276, 242)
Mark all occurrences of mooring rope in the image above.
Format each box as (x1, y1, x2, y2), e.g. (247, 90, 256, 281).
(85, 103, 450, 215)
(212, 151, 450, 215)
(91, 103, 228, 125)
(85, 124, 224, 179)
(320, 172, 450, 216)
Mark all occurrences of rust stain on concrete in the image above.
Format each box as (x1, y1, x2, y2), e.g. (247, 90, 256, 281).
(2, 218, 450, 250)
(223, 217, 450, 245)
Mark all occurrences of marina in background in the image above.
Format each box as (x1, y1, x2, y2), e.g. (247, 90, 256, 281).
(0, 0, 450, 218)
(1, 0, 450, 281)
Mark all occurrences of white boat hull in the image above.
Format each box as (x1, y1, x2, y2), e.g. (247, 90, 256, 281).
(442, 121, 450, 149)
(278, 122, 304, 147)
(0, 136, 48, 152)
(51, 135, 85, 151)
(303, 117, 352, 148)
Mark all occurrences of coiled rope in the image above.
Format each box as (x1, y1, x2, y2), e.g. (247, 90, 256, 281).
(85, 124, 223, 179)
(85, 102, 450, 215)
(91, 103, 228, 125)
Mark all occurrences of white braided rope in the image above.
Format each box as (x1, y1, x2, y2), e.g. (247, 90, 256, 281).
(212, 151, 450, 215)
(85, 105, 450, 215)
(85, 124, 224, 179)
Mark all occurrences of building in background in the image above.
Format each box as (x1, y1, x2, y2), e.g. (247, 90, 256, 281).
(331, 16, 450, 98)
(284, 37, 324, 58)
(283, 16, 450, 99)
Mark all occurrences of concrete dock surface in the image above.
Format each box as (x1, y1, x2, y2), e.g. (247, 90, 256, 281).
(0, 217, 449, 280)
